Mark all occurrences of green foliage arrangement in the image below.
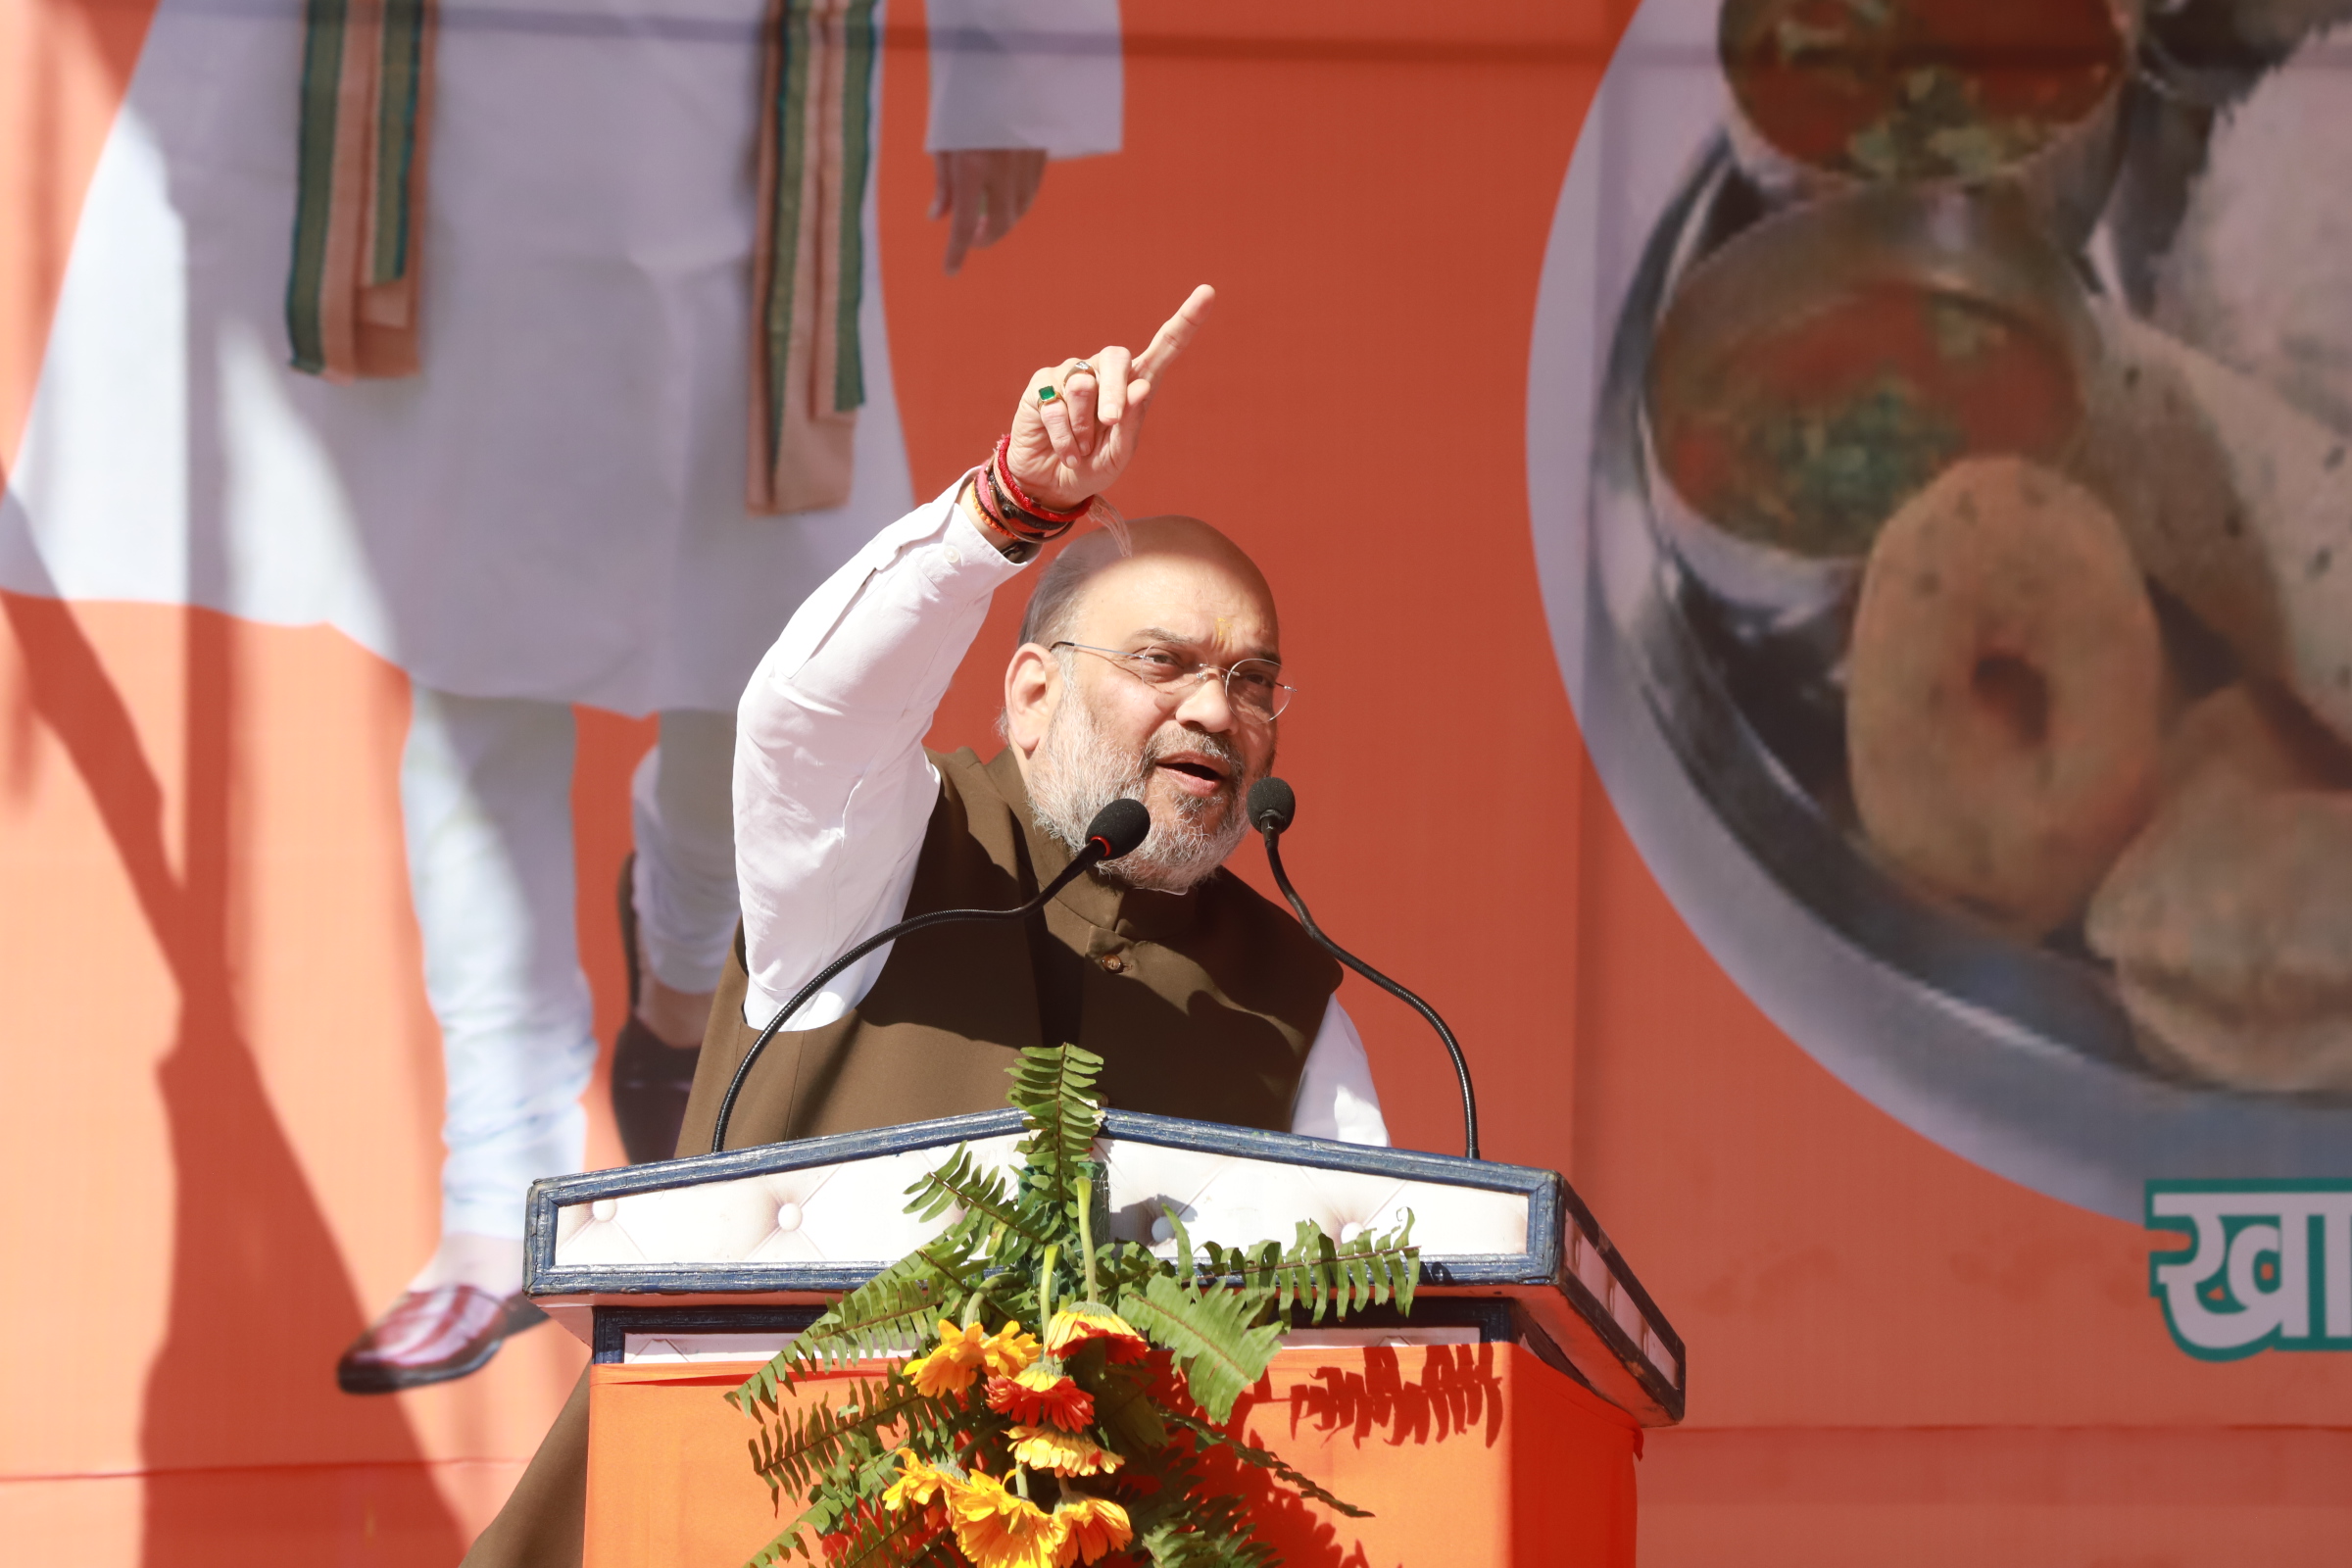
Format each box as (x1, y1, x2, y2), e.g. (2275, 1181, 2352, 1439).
(726, 1043, 1421, 1568)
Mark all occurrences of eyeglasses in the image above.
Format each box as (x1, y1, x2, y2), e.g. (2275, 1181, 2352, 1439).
(1052, 641, 1296, 722)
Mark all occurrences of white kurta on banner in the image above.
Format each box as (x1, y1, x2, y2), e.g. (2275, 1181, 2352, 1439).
(0, 0, 1121, 716)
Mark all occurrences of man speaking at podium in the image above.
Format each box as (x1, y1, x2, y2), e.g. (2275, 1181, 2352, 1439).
(682, 282, 1389, 1155)
(462, 287, 1388, 1566)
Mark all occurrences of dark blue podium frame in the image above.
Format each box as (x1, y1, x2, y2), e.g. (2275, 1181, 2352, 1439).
(526, 1108, 1684, 1424)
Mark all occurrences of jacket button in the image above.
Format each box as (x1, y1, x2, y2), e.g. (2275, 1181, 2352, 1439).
(1100, 954, 1127, 974)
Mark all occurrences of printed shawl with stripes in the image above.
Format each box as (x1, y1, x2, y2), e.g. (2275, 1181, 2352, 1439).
(285, 0, 433, 380)
(285, 0, 880, 516)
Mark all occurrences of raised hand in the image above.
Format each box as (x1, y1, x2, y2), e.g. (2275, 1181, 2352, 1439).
(1004, 285, 1215, 512)
(931, 149, 1048, 275)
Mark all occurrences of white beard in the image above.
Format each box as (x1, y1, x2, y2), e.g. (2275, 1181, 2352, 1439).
(1027, 693, 1255, 894)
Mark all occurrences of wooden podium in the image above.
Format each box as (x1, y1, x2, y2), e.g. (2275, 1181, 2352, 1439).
(524, 1111, 1685, 1566)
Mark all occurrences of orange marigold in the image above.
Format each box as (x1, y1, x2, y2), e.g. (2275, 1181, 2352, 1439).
(1051, 1495, 1133, 1566)
(1007, 1425, 1124, 1477)
(980, 1320, 1042, 1378)
(902, 1319, 992, 1396)
(1043, 1304, 1151, 1365)
(881, 1450, 954, 1514)
(983, 1366, 1095, 1432)
(945, 1470, 1064, 1568)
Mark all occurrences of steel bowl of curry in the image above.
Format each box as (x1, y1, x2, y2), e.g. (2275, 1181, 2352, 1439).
(1718, 0, 2135, 245)
(1642, 181, 2100, 642)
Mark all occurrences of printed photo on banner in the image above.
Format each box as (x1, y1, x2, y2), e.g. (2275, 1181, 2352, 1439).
(1526, 0, 2352, 1301)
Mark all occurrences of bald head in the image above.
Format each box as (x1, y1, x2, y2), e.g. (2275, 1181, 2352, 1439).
(1017, 515, 1277, 653)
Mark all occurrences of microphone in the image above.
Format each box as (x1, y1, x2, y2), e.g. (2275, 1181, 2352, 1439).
(1249, 776, 1296, 835)
(1246, 776, 1481, 1160)
(710, 797, 1152, 1152)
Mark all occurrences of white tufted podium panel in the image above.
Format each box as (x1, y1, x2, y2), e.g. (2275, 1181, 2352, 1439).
(554, 1135, 1026, 1269)
(526, 1109, 1686, 1425)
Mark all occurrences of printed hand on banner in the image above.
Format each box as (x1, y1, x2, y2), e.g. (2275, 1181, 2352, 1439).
(933, 149, 1048, 273)
(1006, 284, 1217, 511)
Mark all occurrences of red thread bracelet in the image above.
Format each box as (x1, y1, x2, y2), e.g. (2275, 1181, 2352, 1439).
(961, 472, 1030, 554)
(978, 460, 1059, 543)
(993, 435, 1092, 525)
(970, 459, 1014, 529)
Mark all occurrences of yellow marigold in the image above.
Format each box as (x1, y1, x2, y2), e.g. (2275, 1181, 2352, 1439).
(880, 1450, 953, 1513)
(903, 1319, 990, 1396)
(1044, 1303, 1151, 1365)
(944, 1470, 1064, 1568)
(980, 1320, 1042, 1378)
(1007, 1425, 1124, 1477)
(1051, 1495, 1133, 1566)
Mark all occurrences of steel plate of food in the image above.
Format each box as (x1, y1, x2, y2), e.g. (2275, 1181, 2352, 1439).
(1526, 0, 2352, 1219)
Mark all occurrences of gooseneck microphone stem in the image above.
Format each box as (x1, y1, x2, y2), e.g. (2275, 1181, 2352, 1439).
(709, 847, 1105, 1153)
(1259, 828, 1481, 1163)
(710, 796, 1152, 1153)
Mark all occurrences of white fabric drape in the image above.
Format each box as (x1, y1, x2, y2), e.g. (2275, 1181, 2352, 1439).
(0, 0, 1121, 716)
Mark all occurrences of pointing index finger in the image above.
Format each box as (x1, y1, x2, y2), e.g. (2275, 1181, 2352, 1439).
(1131, 284, 1215, 381)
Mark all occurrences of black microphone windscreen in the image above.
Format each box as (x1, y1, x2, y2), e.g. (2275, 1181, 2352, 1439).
(1247, 776, 1297, 835)
(1085, 798, 1153, 859)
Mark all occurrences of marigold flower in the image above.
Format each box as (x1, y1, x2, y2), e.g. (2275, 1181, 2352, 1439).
(1051, 1495, 1133, 1566)
(984, 1366, 1095, 1431)
(881, 1450, 953, 1513)
(1044, 1303, 1151, 1365)
(903, 1319, 991, 1396)
(945, 1469, 1065, 1568)
(1008, 1425, 1124, 1477)
(980, 1320, 1042, 1378)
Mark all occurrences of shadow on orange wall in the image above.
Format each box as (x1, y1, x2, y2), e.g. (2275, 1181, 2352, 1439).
(2, 587, 463, 1567)
(1174, 1424, 1375, 1568)
(1276, 1342, 1510, 1450)
(1235, 1345, 1507, 1567)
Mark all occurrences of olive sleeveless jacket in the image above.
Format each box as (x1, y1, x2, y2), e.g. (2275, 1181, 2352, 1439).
(677, 746, 1340, 1153)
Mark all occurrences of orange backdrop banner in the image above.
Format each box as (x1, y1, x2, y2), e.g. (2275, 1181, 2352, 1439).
(582, 1347, 1640, 1568)
(6, 0, 2352, 1564)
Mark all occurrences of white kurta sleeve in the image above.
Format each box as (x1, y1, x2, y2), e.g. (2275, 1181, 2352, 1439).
(1288, 997, 1391, 1146)
(735, 477, 1030, 1027)
(925, 0, 1123, 157)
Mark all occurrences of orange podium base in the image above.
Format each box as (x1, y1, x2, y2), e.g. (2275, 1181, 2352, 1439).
(584, 1342, 1641, 1567)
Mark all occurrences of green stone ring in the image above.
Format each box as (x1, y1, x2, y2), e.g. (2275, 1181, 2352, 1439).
(1036, 386, 1059, 403)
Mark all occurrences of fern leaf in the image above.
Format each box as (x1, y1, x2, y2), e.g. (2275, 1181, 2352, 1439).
(741, 1377, 961, 1499)
(737, 1483, 959, 1568)
(802, 1256, 962, 1356)
(1122, 1274, 1283, 1423)
(735, 1278, 945, 1398)
(1121, 1440, 1277, 1567)
(1008, 1043, 1103, 1203)
(739, 1518, 816, 1568)
(1160, 1203, 1197, 1280)
(1135, 1504, 1280, 1568)
(903, 1147, 1054, 1252)
(1159, 1408, 1373, 1518)
(1289, 1226, 1337, 1319)
(1089, 1363, 1168, 1451)
(1197, 1216, 1420, 1323)
(768, 1234, 1000, 1388)
(805, 1505, 959, 1568)
(1120, 1420, 1314, 1567)
(900, 1145, 1007, 1225)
